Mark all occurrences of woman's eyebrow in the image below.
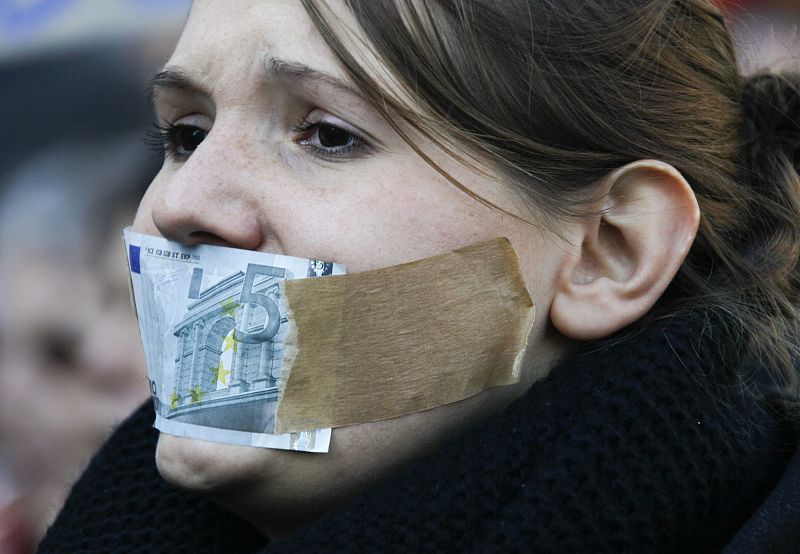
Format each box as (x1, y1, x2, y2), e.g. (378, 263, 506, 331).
(146, 68, 199, 103)
(146, 58, 366, 102)
(263, 55, 365, 99)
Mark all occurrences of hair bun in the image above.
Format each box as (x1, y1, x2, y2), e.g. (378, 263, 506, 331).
(737, 71, 800, 309)
(740, 72, 800, 173)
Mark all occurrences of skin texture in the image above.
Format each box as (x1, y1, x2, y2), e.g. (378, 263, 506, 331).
(134, 0, 700, 538)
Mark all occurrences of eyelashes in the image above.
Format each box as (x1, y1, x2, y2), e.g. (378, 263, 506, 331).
(144, 116, 371, 162)
(143, 123, 170, 159)
(144, 122, 206, 161)
(291, 116, 370, 161)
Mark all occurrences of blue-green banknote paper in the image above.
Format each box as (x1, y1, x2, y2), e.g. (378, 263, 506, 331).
(124, 228, 345, 453)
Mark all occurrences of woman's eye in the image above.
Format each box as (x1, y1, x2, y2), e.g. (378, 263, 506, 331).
(316, 124, 356, 148)
(169, 125, 207, 156)
(293, 117, 369, 160)
(146, 122, 208, 161)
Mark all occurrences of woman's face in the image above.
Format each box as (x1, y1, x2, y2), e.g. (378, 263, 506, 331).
(134, 0, 570, 537)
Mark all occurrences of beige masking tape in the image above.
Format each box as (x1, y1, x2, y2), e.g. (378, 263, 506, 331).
(273, 237, 536, 434)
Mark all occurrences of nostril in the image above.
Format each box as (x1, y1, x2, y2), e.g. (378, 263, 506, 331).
(187, 231, 234, 247)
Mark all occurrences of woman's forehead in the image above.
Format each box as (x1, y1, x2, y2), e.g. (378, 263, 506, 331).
(167, 0, 407, 107)
(169, 0, 353, 89)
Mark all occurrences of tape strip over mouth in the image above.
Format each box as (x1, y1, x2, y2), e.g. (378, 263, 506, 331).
(274, 237, 536, 434)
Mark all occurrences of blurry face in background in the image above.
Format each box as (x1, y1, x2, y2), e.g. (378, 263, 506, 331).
(0, 217, 149, 535)
(0, 9, 180, 546)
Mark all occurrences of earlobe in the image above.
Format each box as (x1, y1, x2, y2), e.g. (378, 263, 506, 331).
(550, 160, 700, 341)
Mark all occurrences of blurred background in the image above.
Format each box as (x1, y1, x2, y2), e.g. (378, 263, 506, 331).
(0, 0, 797, 553)
(0, 1, 188, 552)
(721, 0, 800, 73)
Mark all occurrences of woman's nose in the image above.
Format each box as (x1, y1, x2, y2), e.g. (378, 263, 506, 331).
(148, 140, 265, 250)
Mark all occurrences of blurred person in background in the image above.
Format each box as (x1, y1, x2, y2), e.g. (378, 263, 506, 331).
(0, 5, 185, 549)
(0, 135, 157, 552)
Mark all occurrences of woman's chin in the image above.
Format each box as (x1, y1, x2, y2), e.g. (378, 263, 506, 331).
(154, 433, 275, 494)
(155, 432, 347, 539)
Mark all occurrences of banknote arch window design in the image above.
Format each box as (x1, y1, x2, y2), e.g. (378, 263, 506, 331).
(165, 263, 289, 433)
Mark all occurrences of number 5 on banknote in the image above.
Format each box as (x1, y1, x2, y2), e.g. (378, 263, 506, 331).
(235, 263, 286, 343)
(189, 263, 287, 344)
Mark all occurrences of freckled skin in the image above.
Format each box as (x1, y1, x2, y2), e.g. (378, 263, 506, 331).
(134, 0, 574, 539)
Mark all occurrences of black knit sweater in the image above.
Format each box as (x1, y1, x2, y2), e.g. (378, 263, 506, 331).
(39, 315, 799, 553)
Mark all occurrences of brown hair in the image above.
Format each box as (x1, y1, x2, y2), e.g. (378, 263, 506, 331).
(301, 0, 800, 398)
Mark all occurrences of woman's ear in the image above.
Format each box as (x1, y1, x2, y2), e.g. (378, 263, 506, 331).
(550, 160, 700, 341)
